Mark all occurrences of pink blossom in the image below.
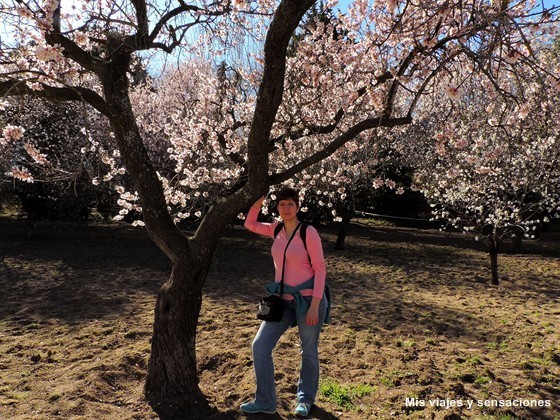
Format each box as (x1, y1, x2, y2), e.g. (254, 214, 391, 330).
(35, 44, 64, 62)
(504, 50, 522, 64)
(444, 85, 462, 101)
(23, 143, 48, 164)
(16, 5, 33, 19)
(231, 0, 245, 10)
(518, 104, 530, 119)
(385, 179, 396, 189)
(387, 0, 398, 13)
(9, 167, 34, 183)
(475, 166, 493, 174)
(74, 32, 89, 46)
(447, 168, 461, 178)
(436, 142, 446, 156)
(452, 138, 468, 149)
(2, 125, 25, 142)
(372, 178, 384, 189)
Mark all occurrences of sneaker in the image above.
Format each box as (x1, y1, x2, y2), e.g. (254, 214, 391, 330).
(240, 400, 277, 414)
(294, 402, 312, 417)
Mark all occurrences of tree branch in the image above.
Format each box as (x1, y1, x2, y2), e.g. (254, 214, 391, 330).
(44, 33, 104, 73)
(245, 0, 316, 187)
(194, 0, 315, 249)
(131, 0, 149, 38)
(269, 115, 412, 185)
(269, 71, 395, 151)
(0, 80, 111, 116)
(124, 3, 226, 52)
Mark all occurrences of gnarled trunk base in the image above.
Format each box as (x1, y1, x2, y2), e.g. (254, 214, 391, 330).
(144, 259, 213, 416)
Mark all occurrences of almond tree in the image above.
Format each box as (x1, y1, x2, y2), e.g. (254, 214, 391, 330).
(1, 0, 558, 411)
(400, 49, 560, 284)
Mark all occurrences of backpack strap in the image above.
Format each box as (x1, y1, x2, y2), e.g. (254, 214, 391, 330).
(274, 222, 311, 264)
(300, 223, 311, 264)
(273, 222, 284, 239)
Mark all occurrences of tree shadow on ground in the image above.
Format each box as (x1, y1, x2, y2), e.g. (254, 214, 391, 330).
(350, 222, 560, 257)
(203, 225, 558, 417)
(205, 224, 559, 347)
(0, 219, 167, 323)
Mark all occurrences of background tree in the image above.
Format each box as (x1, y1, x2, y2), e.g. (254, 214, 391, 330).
(1, 0, 559, 413)
(0, 96, 125, 222)
(400, 51, 560, 284)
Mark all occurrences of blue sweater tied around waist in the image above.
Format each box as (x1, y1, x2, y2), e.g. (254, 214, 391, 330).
(265, 277, 331, 326)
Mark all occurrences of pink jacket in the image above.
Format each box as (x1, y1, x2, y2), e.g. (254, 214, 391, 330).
(244, 206, 326, 300)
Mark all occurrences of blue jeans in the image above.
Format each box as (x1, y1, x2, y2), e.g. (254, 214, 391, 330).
(251, 296, 327, 407)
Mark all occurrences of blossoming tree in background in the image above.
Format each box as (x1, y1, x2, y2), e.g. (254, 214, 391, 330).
(0, 96, 127, 221)
(1, 0, 558, 412)
(400, 45, 560, 284)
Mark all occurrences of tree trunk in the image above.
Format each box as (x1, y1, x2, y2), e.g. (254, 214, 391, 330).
(334, 209, 354, 250)
(99, 47, 210, 410)
(144, 254, 213, 417)
(510, 234, 522, 254)
(486, 235, 500, 285)
(508, 225, 524, 254)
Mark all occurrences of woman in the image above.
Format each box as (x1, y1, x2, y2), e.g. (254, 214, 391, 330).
(241, 187, 329, 417)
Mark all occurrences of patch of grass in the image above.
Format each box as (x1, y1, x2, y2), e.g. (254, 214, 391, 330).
(474, 375, 491, 385)
(364, 333, 380, 346)
(468, 356, 484, 366)
(529, 357, 549, 367)
(545, 349, 560, 365)
(319, 380, 375, 410)
(395, 338, 416, 348)
(4, 391, 28, 401)
(486, 341, 510, 352)
(380, 370, 400, 388)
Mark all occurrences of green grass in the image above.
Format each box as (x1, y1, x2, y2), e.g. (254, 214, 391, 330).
(474, 375, 491, 385)
(486, 341, 510, 352)
(468, 356, 484, 366)
(319, 380, 375, 410)
(395, 338, 416, 348)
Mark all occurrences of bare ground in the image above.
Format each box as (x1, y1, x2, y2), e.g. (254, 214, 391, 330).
(0, 219, 559, 419)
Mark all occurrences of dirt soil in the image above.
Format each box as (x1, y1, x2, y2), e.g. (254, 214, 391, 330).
(0, 219, 559, 419)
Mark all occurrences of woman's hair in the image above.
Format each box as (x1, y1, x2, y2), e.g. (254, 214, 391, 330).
(276, 187, 299, 207)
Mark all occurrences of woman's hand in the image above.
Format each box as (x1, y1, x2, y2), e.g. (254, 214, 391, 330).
(306, 298, 321, 326)
(252, 196, 265, 209)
